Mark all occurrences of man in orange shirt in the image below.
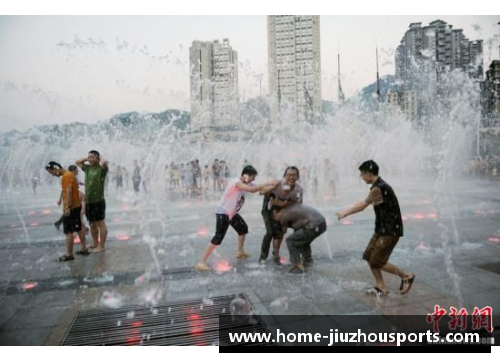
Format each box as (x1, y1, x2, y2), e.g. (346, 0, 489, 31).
(46, 161, 89, 261)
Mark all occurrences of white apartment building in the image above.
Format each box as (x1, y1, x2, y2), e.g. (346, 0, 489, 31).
(267, 15, 322, 124)
(189, 39, 239, 135)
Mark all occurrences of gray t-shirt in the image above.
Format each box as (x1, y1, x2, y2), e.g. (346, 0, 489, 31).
(265, 181, 303, 211)
(280, 204, 325, 231)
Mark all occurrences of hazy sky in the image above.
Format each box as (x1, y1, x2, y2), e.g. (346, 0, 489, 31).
(0, 15, 499, 132)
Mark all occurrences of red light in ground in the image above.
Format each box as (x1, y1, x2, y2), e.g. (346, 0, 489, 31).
(42, 209, 52, 215)
(74, 235, 81, 244)
(117, 234, 131, 241)
(121, 205, 131, 211)
(30, 222, 40, 227)
(126, 336, 141, 345)
(190, 328, 203, 335)
(28, 211, 36, 216)
(488, 237, 500, 243)
(131, 322, 143, 327)
(214, 260, 232, 273)
(197, 228, 208, 236)
(341, 220, 352, 225)
(22, 282, 38, 291)
(280, 256, 288, 264)
(189, 314, 203, 335)
(413, 213, 424, 219)
(427, 213, 437, 219)
(402, 215, 408, 221)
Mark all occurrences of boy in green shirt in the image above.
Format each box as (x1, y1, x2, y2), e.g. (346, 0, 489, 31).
(76, 150, 109, 253)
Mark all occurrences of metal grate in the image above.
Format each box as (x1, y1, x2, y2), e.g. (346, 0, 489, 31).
(62, 294, 272, 346)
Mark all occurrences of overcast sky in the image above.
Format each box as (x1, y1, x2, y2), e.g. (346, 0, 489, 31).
(1, 15, 499, 132)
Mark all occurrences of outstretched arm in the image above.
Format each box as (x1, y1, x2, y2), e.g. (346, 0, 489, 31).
(237, 180, 279, 193)
(259, 179, 281, 195)
(336, 200, 370, 220)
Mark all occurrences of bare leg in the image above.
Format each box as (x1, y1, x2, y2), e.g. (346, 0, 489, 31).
(369, 267, 389, 293)
(78, 230, 87, 251)
(237, 234, 246, 254)
(93, 220, 107, 252)
(65, 233, 74, 257)
(382, 262, 410, 279)
(272, 238, 282, 258)
(200, 243, 218, 264)
(90, 223, 99, 248)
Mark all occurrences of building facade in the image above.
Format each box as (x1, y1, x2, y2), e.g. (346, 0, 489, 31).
(392, 20, 483, 123)
(189, 39, 239, 136)
(396, 20, 483, 85)
(267, 15, 322, 124)
(481, 60, 500, 117)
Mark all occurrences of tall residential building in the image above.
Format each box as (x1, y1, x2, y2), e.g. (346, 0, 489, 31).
(395, 20, 483, 86)
(481, 60, 500, 117)
(267, 15, 322, 124)
(392, 20, 483, 124)
(387, 89, 418, 121)
(189, 39, 239, 135)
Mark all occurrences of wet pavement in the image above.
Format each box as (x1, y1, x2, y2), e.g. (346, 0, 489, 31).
(1, 177, 499, 345)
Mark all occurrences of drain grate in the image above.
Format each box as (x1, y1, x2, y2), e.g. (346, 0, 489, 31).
(62, 294, 271, 346)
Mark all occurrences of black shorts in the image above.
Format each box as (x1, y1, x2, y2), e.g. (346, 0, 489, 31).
(211, 213, 248, 245)
(63, 207, 82, 234)
(86, 200, 106, 222)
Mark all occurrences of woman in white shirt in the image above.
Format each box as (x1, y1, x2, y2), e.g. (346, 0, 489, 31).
(195, 165, 279, 272)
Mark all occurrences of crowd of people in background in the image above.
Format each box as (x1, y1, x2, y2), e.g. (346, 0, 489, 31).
(164, 158, 231, 197)
(470, 156, 500, 179)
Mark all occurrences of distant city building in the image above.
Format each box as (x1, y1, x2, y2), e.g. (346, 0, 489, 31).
(189, 39, 239, 139)
(267, 15, 322, 124)
(396, 20, 483, 85)
(479, 61, 500, 157)
(386, 91, 401, 106)
(387, 89, 418, 121)
(392, 20, 483, 123)
(481, 60, 500, 118)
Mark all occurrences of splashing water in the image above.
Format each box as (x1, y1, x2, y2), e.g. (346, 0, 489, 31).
(100, 291, 125, 308)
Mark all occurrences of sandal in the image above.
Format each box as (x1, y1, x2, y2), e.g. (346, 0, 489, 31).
(236, 252, 250, 259)
(76, 249, 90, 255)
(400, 275, 415, 295)
(58, 255, 75, 262)
(366, 286, 389, 297)
(195, 263, 210, 272)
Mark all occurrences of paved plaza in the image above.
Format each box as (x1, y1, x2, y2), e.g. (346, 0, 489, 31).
(1, 177, 499, 345)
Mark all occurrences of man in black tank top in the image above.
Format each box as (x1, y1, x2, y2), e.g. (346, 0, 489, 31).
(336, 160, 415, 296)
